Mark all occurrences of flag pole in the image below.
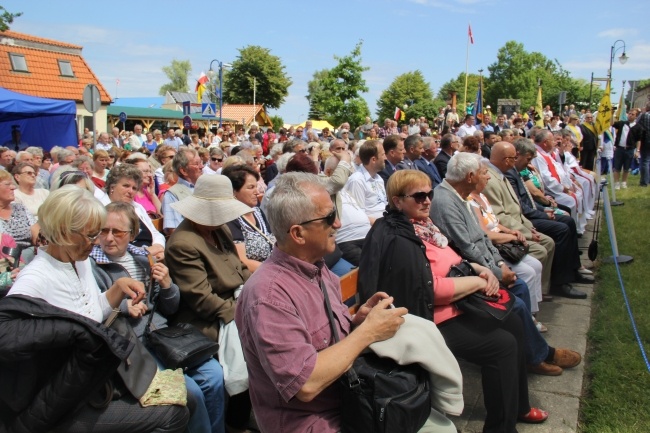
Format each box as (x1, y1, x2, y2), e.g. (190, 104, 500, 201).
(463, 24, 471, 112)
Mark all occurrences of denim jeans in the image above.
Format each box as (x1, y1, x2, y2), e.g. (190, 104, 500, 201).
(329, 257, 355, 277)
(186, 358, 226, 433)
(640, 148, 650, 186)
(507, 278, 549, 365)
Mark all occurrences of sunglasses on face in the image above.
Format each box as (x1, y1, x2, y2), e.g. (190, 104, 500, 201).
(211, 157, 223, 162)
(289, 207, 337, 232)
(401, 190, 433, 204)
(98, 227, 132, 239)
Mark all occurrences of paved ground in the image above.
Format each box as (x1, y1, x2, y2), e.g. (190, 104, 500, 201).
(449, 219, 595, 433)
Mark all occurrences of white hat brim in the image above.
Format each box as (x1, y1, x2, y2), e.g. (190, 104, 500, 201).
(170, 195, 253, 227)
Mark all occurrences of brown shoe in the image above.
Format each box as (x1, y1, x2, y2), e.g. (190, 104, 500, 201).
(550, 348, 582, 369)
(527, 362, 562, 376)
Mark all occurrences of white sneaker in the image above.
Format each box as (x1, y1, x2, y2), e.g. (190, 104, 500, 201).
(615, 182, 621, 190)
(622, 182, 628, 189)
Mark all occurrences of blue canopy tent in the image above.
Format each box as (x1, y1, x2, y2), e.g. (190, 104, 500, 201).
(0, 88, 77, 151)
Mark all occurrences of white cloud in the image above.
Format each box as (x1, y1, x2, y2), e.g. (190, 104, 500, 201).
(597, 28, 638, 39)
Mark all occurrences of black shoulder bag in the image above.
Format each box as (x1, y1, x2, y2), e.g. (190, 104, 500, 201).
(142, 255, 219, 371)
(320, 280, 431, 433)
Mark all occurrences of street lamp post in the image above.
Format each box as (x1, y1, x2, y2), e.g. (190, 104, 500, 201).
(608, 40, 628, 81)
(208, 59, 232, 128)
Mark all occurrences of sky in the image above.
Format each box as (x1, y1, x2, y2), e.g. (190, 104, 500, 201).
(6, 0, 650, 124)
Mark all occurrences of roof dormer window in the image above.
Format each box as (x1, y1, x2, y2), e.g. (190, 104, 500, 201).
(9, 53, 28, 72)
(58, 60, 74, 77)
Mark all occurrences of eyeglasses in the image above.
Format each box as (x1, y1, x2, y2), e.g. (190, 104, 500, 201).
(298, 149, 307, 153)
(400, 190, 433, 204)
(211, 157, 223, 162)
(290, 207, 337, 232)
(98, 227, 132, 239)
(75, 230, 101, 242)
(20, 171, 36, 176)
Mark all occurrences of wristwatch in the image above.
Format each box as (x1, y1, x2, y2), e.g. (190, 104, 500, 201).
(496, 260, 505, 267)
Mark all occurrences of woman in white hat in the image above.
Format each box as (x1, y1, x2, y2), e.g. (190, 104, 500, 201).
(165, 174, 254, 430)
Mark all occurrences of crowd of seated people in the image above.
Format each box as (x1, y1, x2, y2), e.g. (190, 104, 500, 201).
(0, 108, 622, 432)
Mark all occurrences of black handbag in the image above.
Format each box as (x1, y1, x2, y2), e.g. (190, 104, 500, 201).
(320, 280, 431, 433)
(494, 241, 529, 264)
(447, 261, 515, 321)
(142, 267, 219, 370)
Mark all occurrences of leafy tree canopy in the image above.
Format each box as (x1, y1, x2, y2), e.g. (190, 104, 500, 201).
(0, 6, 21, 32)
(223, 45, 292, 110)
(159, 59, 191, 95)
(376, 70, 434, 121)
(306, 41, 370, 128)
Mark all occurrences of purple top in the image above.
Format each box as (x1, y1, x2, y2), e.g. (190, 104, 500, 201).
(236, 247, 352, 433)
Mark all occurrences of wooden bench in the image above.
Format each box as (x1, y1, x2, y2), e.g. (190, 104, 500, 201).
(340, 268, 360, 314)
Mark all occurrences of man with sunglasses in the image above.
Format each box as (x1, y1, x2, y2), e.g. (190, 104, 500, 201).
(344, 140, 388, 219)
(236, 172, 417, 433)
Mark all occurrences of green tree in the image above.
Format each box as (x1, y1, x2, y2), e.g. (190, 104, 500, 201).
(0, 6, 21, 31)
(158, 59, 191, 95)
(306, 69, 330, 120)
(223, 46, 292, 110)
(437, 72, 486, 109)
(376, 71, 434, 121)
(405, 99, 447, 123)
(268, 114, 284, 130)
(484, 41, 599, 112)
(306, 41, 370, 128)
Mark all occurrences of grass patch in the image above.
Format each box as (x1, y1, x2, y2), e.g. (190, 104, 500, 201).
(581, 174, 650, 432)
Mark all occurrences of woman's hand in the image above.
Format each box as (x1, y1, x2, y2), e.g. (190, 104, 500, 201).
(126, 298, 148, 318)
(352, 292, 391, 327)
(151, 262, 172, 289)
(146, 244, 165, 261)
(105, 277, 145, 308)
(478, 269, 500, 296)
(511, 230, 526, 243)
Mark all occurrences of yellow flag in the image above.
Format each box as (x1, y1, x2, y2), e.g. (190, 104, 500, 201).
(595, 81, 612, 135)
(535, 86, 544, 127)
(197, 83, 206, 104)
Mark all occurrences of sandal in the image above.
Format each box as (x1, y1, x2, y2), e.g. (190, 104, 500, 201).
(518, 407, 549, 424)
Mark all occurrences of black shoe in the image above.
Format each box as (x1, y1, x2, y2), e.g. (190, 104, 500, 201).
(574, 273, 594, 284)
(551, 284, 587, 299)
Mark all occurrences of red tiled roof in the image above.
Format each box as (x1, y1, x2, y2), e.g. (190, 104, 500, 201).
(0, 30, 82, 50)
(0, 32, 111, 103)
(219, 104, 266, 124)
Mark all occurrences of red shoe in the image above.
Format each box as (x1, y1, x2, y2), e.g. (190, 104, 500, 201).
(518, 407, 549, 424)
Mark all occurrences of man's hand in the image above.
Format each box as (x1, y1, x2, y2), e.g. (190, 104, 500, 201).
(511, 229, 526, 243)
(530, 228, 541, 242)
(358, 297, 407, 344)
(331, 147, 352, 163)
(351, 292, 389, 326)
(500, 264, 517, 288)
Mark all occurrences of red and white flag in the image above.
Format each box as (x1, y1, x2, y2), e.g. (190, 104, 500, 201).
(195, 72, 209, 91)
(394, 107, 402, 121)
(468, 24, 474, 44)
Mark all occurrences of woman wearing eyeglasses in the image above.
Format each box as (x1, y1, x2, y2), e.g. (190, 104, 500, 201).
(5, 186, 190, 432)
(203, 147, 224, 175)
(90, 202, 226, 433)
(12, 162, 49, 219)
(358, 170, 549, 432)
